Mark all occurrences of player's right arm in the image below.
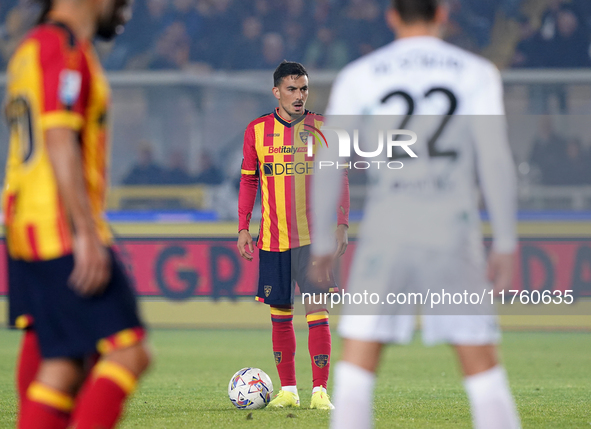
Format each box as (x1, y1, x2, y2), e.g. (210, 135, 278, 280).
(40, 31, 110, 295)
(237, 124, 259, 261)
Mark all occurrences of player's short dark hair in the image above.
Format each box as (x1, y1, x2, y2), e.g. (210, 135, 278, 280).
(273, 61, 308, 87)
(391, 0, 440, 23)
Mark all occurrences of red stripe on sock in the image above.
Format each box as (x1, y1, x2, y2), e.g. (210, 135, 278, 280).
(19, 399, 70, 429)
(71, 377, 128, 429)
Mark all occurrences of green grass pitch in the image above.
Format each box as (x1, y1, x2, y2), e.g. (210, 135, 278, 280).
(0, 329, 590, 428)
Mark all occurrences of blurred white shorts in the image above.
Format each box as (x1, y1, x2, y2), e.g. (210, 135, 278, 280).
(337, 232, 500, 346)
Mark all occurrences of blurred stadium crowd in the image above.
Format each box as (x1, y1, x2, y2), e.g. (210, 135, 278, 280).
(1, 0, 590, 71)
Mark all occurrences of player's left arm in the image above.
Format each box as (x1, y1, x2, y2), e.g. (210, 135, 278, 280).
(471, 64, 517, 294)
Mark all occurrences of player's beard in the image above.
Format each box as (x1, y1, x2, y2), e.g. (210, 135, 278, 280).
(285, 101, 305, 118)
(96, 0, 132, 40)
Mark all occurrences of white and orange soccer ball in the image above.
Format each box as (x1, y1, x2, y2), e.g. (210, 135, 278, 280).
(228, 367, 273, 410)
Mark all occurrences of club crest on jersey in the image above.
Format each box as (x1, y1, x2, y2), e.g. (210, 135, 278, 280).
(264, 285, 272, 297)
(313, 354, 329, 368)
(299, 131, 310, 144)
(274, 351, 282, 364)
(59, 69, 82, 107)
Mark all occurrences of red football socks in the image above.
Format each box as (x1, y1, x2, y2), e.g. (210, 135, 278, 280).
(307, 310, 331, 389)
(70, 361, 137, 429)
(271, 306, 297, 387)
(17, 329, 41, 403)
(18, 382, 73, 429)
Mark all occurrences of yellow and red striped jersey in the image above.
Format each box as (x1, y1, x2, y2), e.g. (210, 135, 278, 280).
(239, 109, 349, 252)
(2, 21, 112, 261)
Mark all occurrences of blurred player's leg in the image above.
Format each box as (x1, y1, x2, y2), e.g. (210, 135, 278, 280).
(19, 359, 84, 429)
(306, 308, 334, 409)
(268, 305, 300, 407)
(71, 342, 151, 429)
(456, 345, 521, 429)
(330, 339, 383, 429)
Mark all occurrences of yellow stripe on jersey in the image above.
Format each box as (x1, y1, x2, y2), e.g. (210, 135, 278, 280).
(255, 122, 271, 251)
(273, 120, 290, 250)
(241, 169, 256, 175)
(40, 112, 84, 130)
(293, 120, 312, 246)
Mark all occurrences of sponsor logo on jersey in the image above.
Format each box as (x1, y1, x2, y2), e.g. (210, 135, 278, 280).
(263, 162, 314, 176)
(59, 69, 82, 107)
(273, 351, 282, 364)
(267, 146, 307, 154)
(313, 354, 329, 368)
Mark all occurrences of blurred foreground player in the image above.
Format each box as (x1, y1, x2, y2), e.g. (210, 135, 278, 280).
(237, 61, 350, 409)
(3, 0, 150, 428)
(311, 1, 521, 428)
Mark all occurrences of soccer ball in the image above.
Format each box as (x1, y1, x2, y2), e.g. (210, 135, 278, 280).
(228, 367, 273, 410)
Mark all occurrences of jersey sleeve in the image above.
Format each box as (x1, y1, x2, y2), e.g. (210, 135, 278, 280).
(38, 31, 89, 131)
(238, 124, 259, 232)
(470, 64, 517, 253)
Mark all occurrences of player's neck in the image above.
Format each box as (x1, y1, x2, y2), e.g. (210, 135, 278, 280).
(395, 24, 440, 40)
(276, 107, 303, 123)
(47, 5, 97, 42)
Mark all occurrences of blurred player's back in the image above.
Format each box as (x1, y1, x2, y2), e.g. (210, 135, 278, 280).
(312, 1, 520, 428)
(326, 35, 514, 250)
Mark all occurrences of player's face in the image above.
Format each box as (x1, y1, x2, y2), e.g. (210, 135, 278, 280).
(274, 75, 309, 118)
(96, 0, 133, 40)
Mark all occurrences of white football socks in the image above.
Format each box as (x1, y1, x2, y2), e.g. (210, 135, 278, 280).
(330, 361, 376, 429)
(464, 365, 521, 429)
(282, 385, 298, 395)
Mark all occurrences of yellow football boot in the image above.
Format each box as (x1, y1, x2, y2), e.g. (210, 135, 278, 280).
(310, 390, 335, 410)
(268, 390, 300, 408)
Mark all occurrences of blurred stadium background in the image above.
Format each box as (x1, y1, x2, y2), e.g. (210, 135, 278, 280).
(0, 0, 591, 329)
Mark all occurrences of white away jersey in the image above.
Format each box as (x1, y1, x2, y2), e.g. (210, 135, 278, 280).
(313, 36, 517, 254)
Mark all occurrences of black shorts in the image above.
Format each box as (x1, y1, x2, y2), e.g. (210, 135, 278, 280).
(7, 248, 145, 359)
(256, 245, 338, 306)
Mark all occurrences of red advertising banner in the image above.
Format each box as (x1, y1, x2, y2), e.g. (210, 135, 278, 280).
(1, 239, 590, 299)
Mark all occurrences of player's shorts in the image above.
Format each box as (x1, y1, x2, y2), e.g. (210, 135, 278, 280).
(7, 248, 145, 359)
(8, 255, 34, 329)
(338, 314, 500, 346)
(256, 245, 338, 306)
(338, 233, 499, 346)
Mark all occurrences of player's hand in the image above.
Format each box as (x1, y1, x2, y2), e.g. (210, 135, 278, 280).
(487, 251, 514, 295)
(237, 230, 254, 261)
(308, 254, 334, 289)
(69, 231, 111, 296)
(334, 224, 348, 259)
